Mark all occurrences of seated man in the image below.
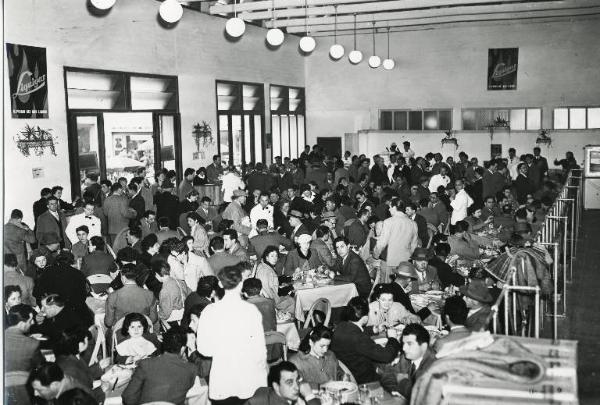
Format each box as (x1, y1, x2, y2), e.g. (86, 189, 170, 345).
(245, 361, 320, 405)
(460, 279, 493, 332)
(448, 221, 493, 260)
(30, 362, 92, 403)
(242, 278, 276, 333)
(207, 236, 242, 276)
(388, 262, 436, 321)
(428, 243, 465, 289)
(330, 237, 372, 299)
(410, 248, 440, 293)
(223, 229, 249, 262)
(81, 236, 117, 278)
(380, 323, 436, 399)
(433, 296, 471, 353)
(5, 304, 44, 372)
(122, 328, 197, 405)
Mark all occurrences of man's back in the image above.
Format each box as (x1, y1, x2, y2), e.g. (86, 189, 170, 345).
(105, 284, 157, 327)
(207, 251, 242, 275)
(4, 328, 43, 372)
(246, 296, 276, 332)
(376, 214, 418, 266)
(122, 352, 196, 405)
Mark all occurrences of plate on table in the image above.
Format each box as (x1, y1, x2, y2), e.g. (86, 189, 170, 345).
(322, 381, 358, 403)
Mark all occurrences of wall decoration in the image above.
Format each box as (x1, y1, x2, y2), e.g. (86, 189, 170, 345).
(488, 48, 518, 91)
(14, 124, 58, 156)
(536, 129, 552, 146)
(192, 121, 213, 160)
(441, 130, 458, 147)
(6, 44, 49, 118)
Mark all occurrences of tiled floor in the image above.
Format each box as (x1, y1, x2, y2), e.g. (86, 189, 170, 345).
(554, 209, 600, 403)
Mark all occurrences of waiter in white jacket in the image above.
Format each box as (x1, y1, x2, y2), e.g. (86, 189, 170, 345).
(450, 179, 473, 226)
(65, 201, 102, 245)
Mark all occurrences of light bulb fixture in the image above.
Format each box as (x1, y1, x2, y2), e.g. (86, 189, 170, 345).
(226, 0, 245, 38)
(159, 0, 183, 24)
(299, 0, 316, 53)
(348, 14, 362, 64)
(91, 0, 116, 10)
(368, 22, 381, 68)
(266, 0, 284, 46)
(383, 27, 395, 70)
(329, 5, 344, 60)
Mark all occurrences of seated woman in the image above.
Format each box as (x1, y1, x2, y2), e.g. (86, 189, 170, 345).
(182, 236, 214, 290)
(329, 297, 401, 387)
(290, 325, 345, 386)
(283, 234, 322, 277)
(186, 212, 209, 257)
(115, 312, 160, 364)
(368, 284, 420, 333)
(153, 259, 191, 327)
(4, 286, 22, 325)
(255, 246, 295, 314)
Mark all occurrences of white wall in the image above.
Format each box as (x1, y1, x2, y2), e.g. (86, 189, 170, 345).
(305, 17, 600, 162)
(4, 0, 306, 224)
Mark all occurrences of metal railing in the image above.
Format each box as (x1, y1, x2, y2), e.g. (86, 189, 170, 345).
(490, 169, 583, 340)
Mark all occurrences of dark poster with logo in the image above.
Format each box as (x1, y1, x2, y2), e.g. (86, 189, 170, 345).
(488, 48, 518, 90)
(6, 43, 49, 118)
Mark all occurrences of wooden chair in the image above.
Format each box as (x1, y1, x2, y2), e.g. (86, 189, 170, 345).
(88, 322, 107, 367)
(338, 360, 356, 384)
(177, 227, 188, 238)
(265, 331, 287, 364)
(302, 298, 332, 329)
(87, 274, 113, 294)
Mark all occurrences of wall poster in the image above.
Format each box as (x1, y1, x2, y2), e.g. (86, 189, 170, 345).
(6, 43, 49, 118)
(488, 48, 518, 91)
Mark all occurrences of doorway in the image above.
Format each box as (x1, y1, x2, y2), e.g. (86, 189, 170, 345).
(317, 137, 342, 158)
(68, 111, 180, 197)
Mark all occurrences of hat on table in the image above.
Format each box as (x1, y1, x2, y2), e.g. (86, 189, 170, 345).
(459, 279, 493, 304)
(394, 261, 418, 280)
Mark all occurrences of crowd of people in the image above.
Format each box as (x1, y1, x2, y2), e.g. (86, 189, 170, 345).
(3, 142, 577, 405)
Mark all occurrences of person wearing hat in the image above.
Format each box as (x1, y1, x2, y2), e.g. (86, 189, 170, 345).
(410, 248, 440, 293)
(460, 279, 493, 332)
(388, 262, 436, 321)
(283, 233, 321, 277)
(222, 189, 252, 237)
(288, 209, 309, 244)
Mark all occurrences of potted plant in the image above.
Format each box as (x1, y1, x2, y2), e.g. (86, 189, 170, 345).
(441, 130, 458, 147)
(486, 115, 510, 137)
(536, 129, 551, 146)
(14, 124, 57, 157)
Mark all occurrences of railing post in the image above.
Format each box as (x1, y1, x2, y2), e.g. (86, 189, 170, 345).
(539, 241, 559, 340)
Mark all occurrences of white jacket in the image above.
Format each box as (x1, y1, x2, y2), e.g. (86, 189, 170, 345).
(450, 189, 474, 225)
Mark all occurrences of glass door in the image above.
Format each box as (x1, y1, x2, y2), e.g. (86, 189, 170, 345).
(68, 113, 105, 197)
(153, 112, 182, 179)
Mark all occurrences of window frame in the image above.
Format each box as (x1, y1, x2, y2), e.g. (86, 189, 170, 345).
(552, 106, 600, 130)
(270, 84, 306, 160)
(378, 108, 453, 131)
(460, 107, 542, 131)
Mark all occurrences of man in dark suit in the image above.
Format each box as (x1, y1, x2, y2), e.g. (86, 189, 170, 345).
(514, 162, 535, 204)
(33, 187, 52, 221)
(405, 202, 429, 247)
(467, 167, 485, 208)
(388, 262, 435, 321)
(243, 278, 276, 332)
(381, 323, 436, 399)
(207, 236, 242, 276)
(128, 182, 146, 222)
(460, 279, 493, 332)
(246, 362, 320, 405)
(482, 160, 506, 203)
(103, 183, 136, 243)
(531, 147, 548, 191)
(433, 296, 471, 353)
(206, 154, 224, 184)
(428, 243, 465, 289)
(5, 304, 44, 372)
(331, 237, 372, 298)
(122, 328, 197, 405)
(36, 196, 69, 249)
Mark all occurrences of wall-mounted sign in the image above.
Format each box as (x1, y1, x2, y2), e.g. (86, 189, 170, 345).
(487, 48, 518, 91)
(6, 43, 49, 118)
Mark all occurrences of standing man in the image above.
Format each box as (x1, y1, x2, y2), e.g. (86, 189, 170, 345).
(65, 201, 102, 246)
(206, 154, 224, 184)
(178, 168, 196, 201)
(482, 159, 505, 202)
(507, 148, 520, 180)
(402, 141, 415, 160)
(249, 193, 274, 235)
(4, 209, 36, 270)
(514, 162, 535, 205)
(450, 180, 473, 226)
(222, 189, 252, 237)
(374, 198, 419, 271)
(428, 165, 451, 193)
(196, 266, 268, 404)
(103, 183, 136, 243)
(33, 187, 52, 222)
(531, 147, 549, 191)
(36, 196, 69, 249)
(405, 203, 429, 248)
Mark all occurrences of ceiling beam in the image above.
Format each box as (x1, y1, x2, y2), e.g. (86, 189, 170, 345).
(281, 6, 600, 33)
(210, 0, 381, 14)
(239, 0, 556, 20)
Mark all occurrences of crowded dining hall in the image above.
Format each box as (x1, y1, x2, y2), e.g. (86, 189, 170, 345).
(3, 0, 600, 404)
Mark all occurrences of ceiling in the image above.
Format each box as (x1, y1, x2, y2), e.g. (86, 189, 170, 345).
(192, 0, 600, 36)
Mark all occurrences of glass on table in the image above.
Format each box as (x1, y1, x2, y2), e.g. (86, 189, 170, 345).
(359, 384, 370, 402)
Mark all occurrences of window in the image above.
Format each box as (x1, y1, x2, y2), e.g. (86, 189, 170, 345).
(461, 108, 541, 130)
(554, 107, 600, 129)
(270, 85, 305, 160)
(379, 109, 452, 131)
(216, 80, 264, 167)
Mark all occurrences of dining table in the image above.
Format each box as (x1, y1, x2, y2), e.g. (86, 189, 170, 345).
(293, 280, 358, 322)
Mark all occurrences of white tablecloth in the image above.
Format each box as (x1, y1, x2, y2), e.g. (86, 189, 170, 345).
(104, 376, 208, 405)
(294, 282, 358, 321)
(277, 321, 301, 351)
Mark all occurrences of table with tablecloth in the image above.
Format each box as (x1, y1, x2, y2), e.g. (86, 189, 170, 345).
(104, 375, 209, 405)
(293, 281, 358, 321)
(196, 184, 223, 206)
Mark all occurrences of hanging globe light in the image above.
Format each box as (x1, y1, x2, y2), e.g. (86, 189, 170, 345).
(382, 27, 395, 70)
(348, 14, 362, 64)
(329, 6, 344, 60)
(91, 0, 116, 10)
(267, 28, 284, 46)
(368, 23, 381, 68)
(159, 0, 183, 24)
(225, 0, 245, 38)
(300, 36, 316, 53)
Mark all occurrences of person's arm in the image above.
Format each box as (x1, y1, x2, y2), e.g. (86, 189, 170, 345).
(354, 331, 401, 363)
(373, 221, 390, 259)
(104, 294, 116, 328)
(410, 222, 419, 252)
(158, 286, 174, 320)
(121, 362, 145, 405)
(148, 296, 158, 324)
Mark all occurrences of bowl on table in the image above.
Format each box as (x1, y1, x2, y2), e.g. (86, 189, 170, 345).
(321, 381, 358, 403)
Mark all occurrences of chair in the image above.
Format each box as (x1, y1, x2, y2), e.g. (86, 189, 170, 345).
(426, 223, 438, 249)
(302, 298, 332, 330)
(111, 315, 154, 360)
(338, 360, 356, 384)
(88, 322, 107, 367)
(106, 244, 117, 260)
(177, 227, 188, 238)
(87, 274, 113, 294)
(265, 331, 287, 363)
